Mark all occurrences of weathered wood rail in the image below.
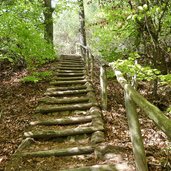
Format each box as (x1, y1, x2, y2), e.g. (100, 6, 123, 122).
(76, 43, 171, 171)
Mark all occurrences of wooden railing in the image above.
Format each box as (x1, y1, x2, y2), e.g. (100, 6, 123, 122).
(76, 43, 171, 171)
(76, 43, 108, 110)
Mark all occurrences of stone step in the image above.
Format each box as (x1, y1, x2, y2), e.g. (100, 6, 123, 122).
(59, 62, 84, 66)
(60, 61, 83, 64)
(24, 126, 104, 139)
(54, 76, 85, 81)
(50, 80, 87, 85)
(59, 64, 84, 67)
(61, 58, 82, 61)
(56, 73, 84, 77)
(57, 70, 85, 73)
(36, 103, 98, 113)
(39, 96, 89, 104)
(57, 67, 85, 70)
(61, 54, 82, 58)
(47, 85, 87, 91)
(44, 89, 89, 96)
(30, 115, 93, 126)
(61, 165, 117, 171)
(16, 146, 94, 158)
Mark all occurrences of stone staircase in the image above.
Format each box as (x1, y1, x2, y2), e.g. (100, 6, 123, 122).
(5, 55, 116, 171)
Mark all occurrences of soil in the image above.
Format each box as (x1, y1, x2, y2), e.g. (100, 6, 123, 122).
(0, 60, 171, 171)
(0, 62, 54, 170)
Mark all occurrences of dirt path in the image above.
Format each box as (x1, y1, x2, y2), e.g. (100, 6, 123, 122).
(2, 55, 170, 171)
(5, 55, 118, 171)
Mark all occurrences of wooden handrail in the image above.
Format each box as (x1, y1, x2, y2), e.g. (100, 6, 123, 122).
(76, 43, 108, 110)
(75, 43, 171, 171)
(109, 65, 171, 139)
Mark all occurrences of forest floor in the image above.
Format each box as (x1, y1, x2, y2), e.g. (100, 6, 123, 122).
(0, 60, 171, 171)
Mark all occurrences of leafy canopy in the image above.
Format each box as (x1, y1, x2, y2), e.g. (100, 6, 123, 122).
(0, 0, 56, 69)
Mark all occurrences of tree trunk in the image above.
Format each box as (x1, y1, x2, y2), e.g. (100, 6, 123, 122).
(43, 0, 53, 44)
(78, 0, 87, 46)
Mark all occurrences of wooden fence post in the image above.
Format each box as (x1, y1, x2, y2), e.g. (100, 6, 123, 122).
(90, 54, 94, 82)
(100, 65, 107, 110)
(85, 48, 89, 76)
(125, 90, 148, 171)
(76, 44, 81, 55)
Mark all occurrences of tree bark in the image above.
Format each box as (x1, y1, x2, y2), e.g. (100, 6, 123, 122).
(78, 0, 87, 46)
(43, 0, 54, 44)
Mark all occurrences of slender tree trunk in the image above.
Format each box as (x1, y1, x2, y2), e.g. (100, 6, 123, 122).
(43, 0, 54, 44)
(78, 0, 87, 46)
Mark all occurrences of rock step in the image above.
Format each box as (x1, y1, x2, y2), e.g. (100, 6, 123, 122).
(59, 64, 84, 67)
(56, 73, 84, 77)
(30, 115, 93, 126)
(60, 61, 83, 65)
(50, 80, 87, 85)
(59, 60, 83, 62)
(61, 57, 82, 59)
(61, 56, 82, 60)
(61, 54, 82, 57)
(44, 89, 89, 96)
(16, 146, 94, 158)
(61, 165, 117, 171)
(54, 76, 85, 81)
(59, 63, 84, 67)
(24, 126, 104, 139)
(47, 85, 87, 91)
(57, 70, 85, 73)
(5, 55, 107, 171)
(39, 96, 89, 104)
(61, 58, 82, 61)
(60, 59, 83, 62)
(36, 103, 98, 113)
(57, 67, 85, 70)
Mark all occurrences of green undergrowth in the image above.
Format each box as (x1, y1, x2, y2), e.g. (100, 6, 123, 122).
(21, 71, 53, 83)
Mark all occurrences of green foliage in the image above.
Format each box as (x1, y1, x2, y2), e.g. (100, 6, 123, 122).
(166, 106, 171, 114)
(86, 0, 171, 88)
(87, 1, 136, 59)
(113, 52, 161, 81)
(159, 74, 171, 85)
(0, 0, 56, 69)
(21, 75, 42, 83)
(106, 70, 115, 79)
(21, 71, 53, 83)
(33, 71, 53, 78)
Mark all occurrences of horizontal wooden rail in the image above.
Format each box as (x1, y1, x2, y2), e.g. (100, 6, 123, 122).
(109, 65, 171, 139)
(109, 65, 171, 171)
(75, 43, 171, 171)
(76, 43, 108, 110)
